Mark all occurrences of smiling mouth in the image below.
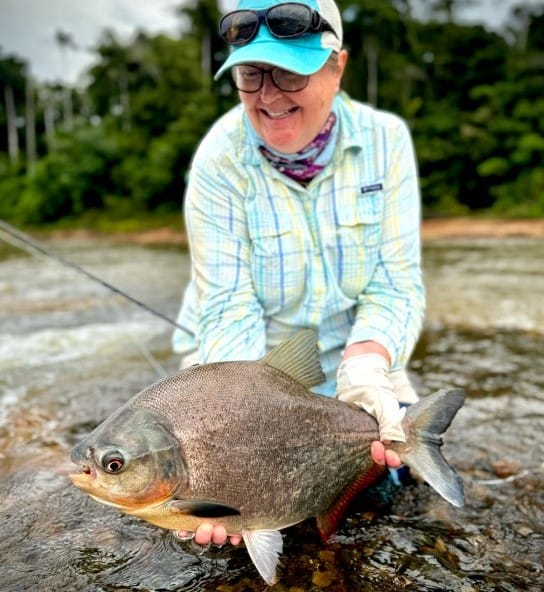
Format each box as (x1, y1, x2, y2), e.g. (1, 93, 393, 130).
(263, 107, 297, 119)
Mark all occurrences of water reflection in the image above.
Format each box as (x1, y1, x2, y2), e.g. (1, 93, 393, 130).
(0, 237, 542, 591)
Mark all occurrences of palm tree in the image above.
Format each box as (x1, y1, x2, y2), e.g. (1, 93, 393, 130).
(3, 83, 18, 164)
(55, 29, 76, 131)
(25, 70, 36, 168)
(0, 54, 26, 166)
(175, 0, 222, 89)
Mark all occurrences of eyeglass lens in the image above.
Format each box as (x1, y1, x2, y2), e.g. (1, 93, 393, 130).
(220, 3, 326, 45)
(233, 65, 309, 93)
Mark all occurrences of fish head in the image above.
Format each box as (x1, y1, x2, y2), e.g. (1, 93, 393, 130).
(69, 406, 187, 512)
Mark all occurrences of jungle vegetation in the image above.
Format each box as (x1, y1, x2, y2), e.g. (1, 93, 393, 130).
(1, 0, 543, 228)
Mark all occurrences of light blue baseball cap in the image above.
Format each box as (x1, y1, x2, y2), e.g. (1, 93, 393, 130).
(214, 0, 343, 79)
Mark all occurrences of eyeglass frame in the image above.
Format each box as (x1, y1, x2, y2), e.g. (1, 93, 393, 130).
(218, 2, 337, 46)
(231, 64, 311, 93)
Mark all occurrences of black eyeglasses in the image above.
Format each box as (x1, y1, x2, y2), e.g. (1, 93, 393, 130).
(232, 64, 310, 93)
(219, 2, 337, 46)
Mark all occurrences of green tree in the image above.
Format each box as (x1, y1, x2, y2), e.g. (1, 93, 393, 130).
(473, 4, 544, 215)
(2, 0, 544, 224)
(175, 0, 225, 86)
(17, 126, 123, 223)
(82, 7, 228, 212)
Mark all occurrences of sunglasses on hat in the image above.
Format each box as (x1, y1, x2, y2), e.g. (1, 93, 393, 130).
(219, 2, 337, 46)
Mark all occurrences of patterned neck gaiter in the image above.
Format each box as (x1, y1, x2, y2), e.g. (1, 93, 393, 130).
(259, 112, 337, 184)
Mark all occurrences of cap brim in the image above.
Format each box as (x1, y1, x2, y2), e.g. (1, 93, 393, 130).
(214, 27, 332, 80)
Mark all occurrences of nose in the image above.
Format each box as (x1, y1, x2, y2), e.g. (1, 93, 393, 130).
(259, 73, 282, 103)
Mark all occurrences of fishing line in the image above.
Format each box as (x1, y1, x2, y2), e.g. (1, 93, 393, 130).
(0, 218, 193, 337)
(107, 296, 171, 378)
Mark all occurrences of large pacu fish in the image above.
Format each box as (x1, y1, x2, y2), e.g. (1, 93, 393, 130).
(70, 330, 465, 585)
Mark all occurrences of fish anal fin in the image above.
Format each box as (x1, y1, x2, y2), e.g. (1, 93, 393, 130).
(316, 464, 385, 541)
(167, 499, 240, 518)
(242, 529, 283, 586)
(261, 330, 325, 389)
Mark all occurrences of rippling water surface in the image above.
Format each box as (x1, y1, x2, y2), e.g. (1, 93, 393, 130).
(0, 236, 542, 591)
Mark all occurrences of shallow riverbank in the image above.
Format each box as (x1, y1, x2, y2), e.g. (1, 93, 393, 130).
(39, 217, 544, 246)
(421, 217, 544, 240)
(1, 237, 543, 590)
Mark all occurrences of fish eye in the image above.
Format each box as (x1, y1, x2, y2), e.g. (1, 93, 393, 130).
(101, 451, 126, 474)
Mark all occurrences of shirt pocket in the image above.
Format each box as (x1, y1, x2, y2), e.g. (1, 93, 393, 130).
(325, 188, 384, 299)
(248, 222, 306, 314)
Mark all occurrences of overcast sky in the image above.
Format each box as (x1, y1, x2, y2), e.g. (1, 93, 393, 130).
(0, 0, 540, 84)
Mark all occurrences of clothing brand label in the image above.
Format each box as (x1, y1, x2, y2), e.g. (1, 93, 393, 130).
(360, 183, 383, 194)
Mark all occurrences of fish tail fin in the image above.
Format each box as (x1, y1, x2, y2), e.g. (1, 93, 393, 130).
(400, 388, 465, 508)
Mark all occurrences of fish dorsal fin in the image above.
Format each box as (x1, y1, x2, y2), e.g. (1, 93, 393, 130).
(242, 529, 283, 586)
(261, 330, 325, 389)
(316, 463, 385, 540)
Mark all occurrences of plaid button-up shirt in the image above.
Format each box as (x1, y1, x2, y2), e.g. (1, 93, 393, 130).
(173, 91, 425, 395)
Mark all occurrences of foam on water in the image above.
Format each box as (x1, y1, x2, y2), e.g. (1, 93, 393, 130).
(0, 320, 163, 373)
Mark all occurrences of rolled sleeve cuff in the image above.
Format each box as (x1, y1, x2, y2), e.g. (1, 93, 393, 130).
(346, 327, 401, 370)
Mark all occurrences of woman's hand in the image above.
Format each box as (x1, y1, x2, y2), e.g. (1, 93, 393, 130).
(370, 440, 402, 467)
(175, 524, 242, 546)
(336, 351, 407, 444)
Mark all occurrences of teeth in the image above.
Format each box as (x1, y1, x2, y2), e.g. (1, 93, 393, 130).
(267, 110, 291, 119)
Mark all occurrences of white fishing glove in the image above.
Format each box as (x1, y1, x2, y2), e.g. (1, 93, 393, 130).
(336, 354, 406, 443)
(389, 368, 419, 406)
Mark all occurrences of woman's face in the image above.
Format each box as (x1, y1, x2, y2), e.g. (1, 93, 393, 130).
(239, 50, 347, 154)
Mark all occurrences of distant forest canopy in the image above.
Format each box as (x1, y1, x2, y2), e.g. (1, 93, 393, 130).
(0, 0, 543, 226)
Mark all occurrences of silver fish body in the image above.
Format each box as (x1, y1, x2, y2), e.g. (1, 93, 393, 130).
(70, 330, 465, 585)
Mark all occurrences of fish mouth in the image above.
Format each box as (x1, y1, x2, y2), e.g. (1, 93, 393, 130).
(68, 463, 173, 513)
(69, 464, 96, 488)
(68, 466, 130, 510)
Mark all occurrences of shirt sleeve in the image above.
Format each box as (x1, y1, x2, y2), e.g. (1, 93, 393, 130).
(348, 117, 425, 369)
(184, 150, 267, 363)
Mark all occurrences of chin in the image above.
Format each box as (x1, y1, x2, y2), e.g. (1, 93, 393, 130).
(265, 137, 303, 154)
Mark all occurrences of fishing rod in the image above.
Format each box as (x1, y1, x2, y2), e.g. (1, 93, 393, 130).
(0, 218, 193, 337)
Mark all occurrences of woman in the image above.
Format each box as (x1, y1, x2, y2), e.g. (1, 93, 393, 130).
(173, 0, 425, 545)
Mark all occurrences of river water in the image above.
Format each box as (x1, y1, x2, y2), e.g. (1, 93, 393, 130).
(0, 235, 542, 591)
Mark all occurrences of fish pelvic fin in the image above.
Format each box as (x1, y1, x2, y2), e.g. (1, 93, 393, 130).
(399, 388, 466, 508)
(261, 329, 325, 389)
(316, 463, 385, 541)
(242, 529, 283, 586)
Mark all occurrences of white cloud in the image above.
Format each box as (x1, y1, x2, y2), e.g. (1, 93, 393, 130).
(0, 0, 181, 84)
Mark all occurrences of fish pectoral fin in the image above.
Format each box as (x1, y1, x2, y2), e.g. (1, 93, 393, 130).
(166, 499, 241, 518)
(242, 529, 283, 586)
